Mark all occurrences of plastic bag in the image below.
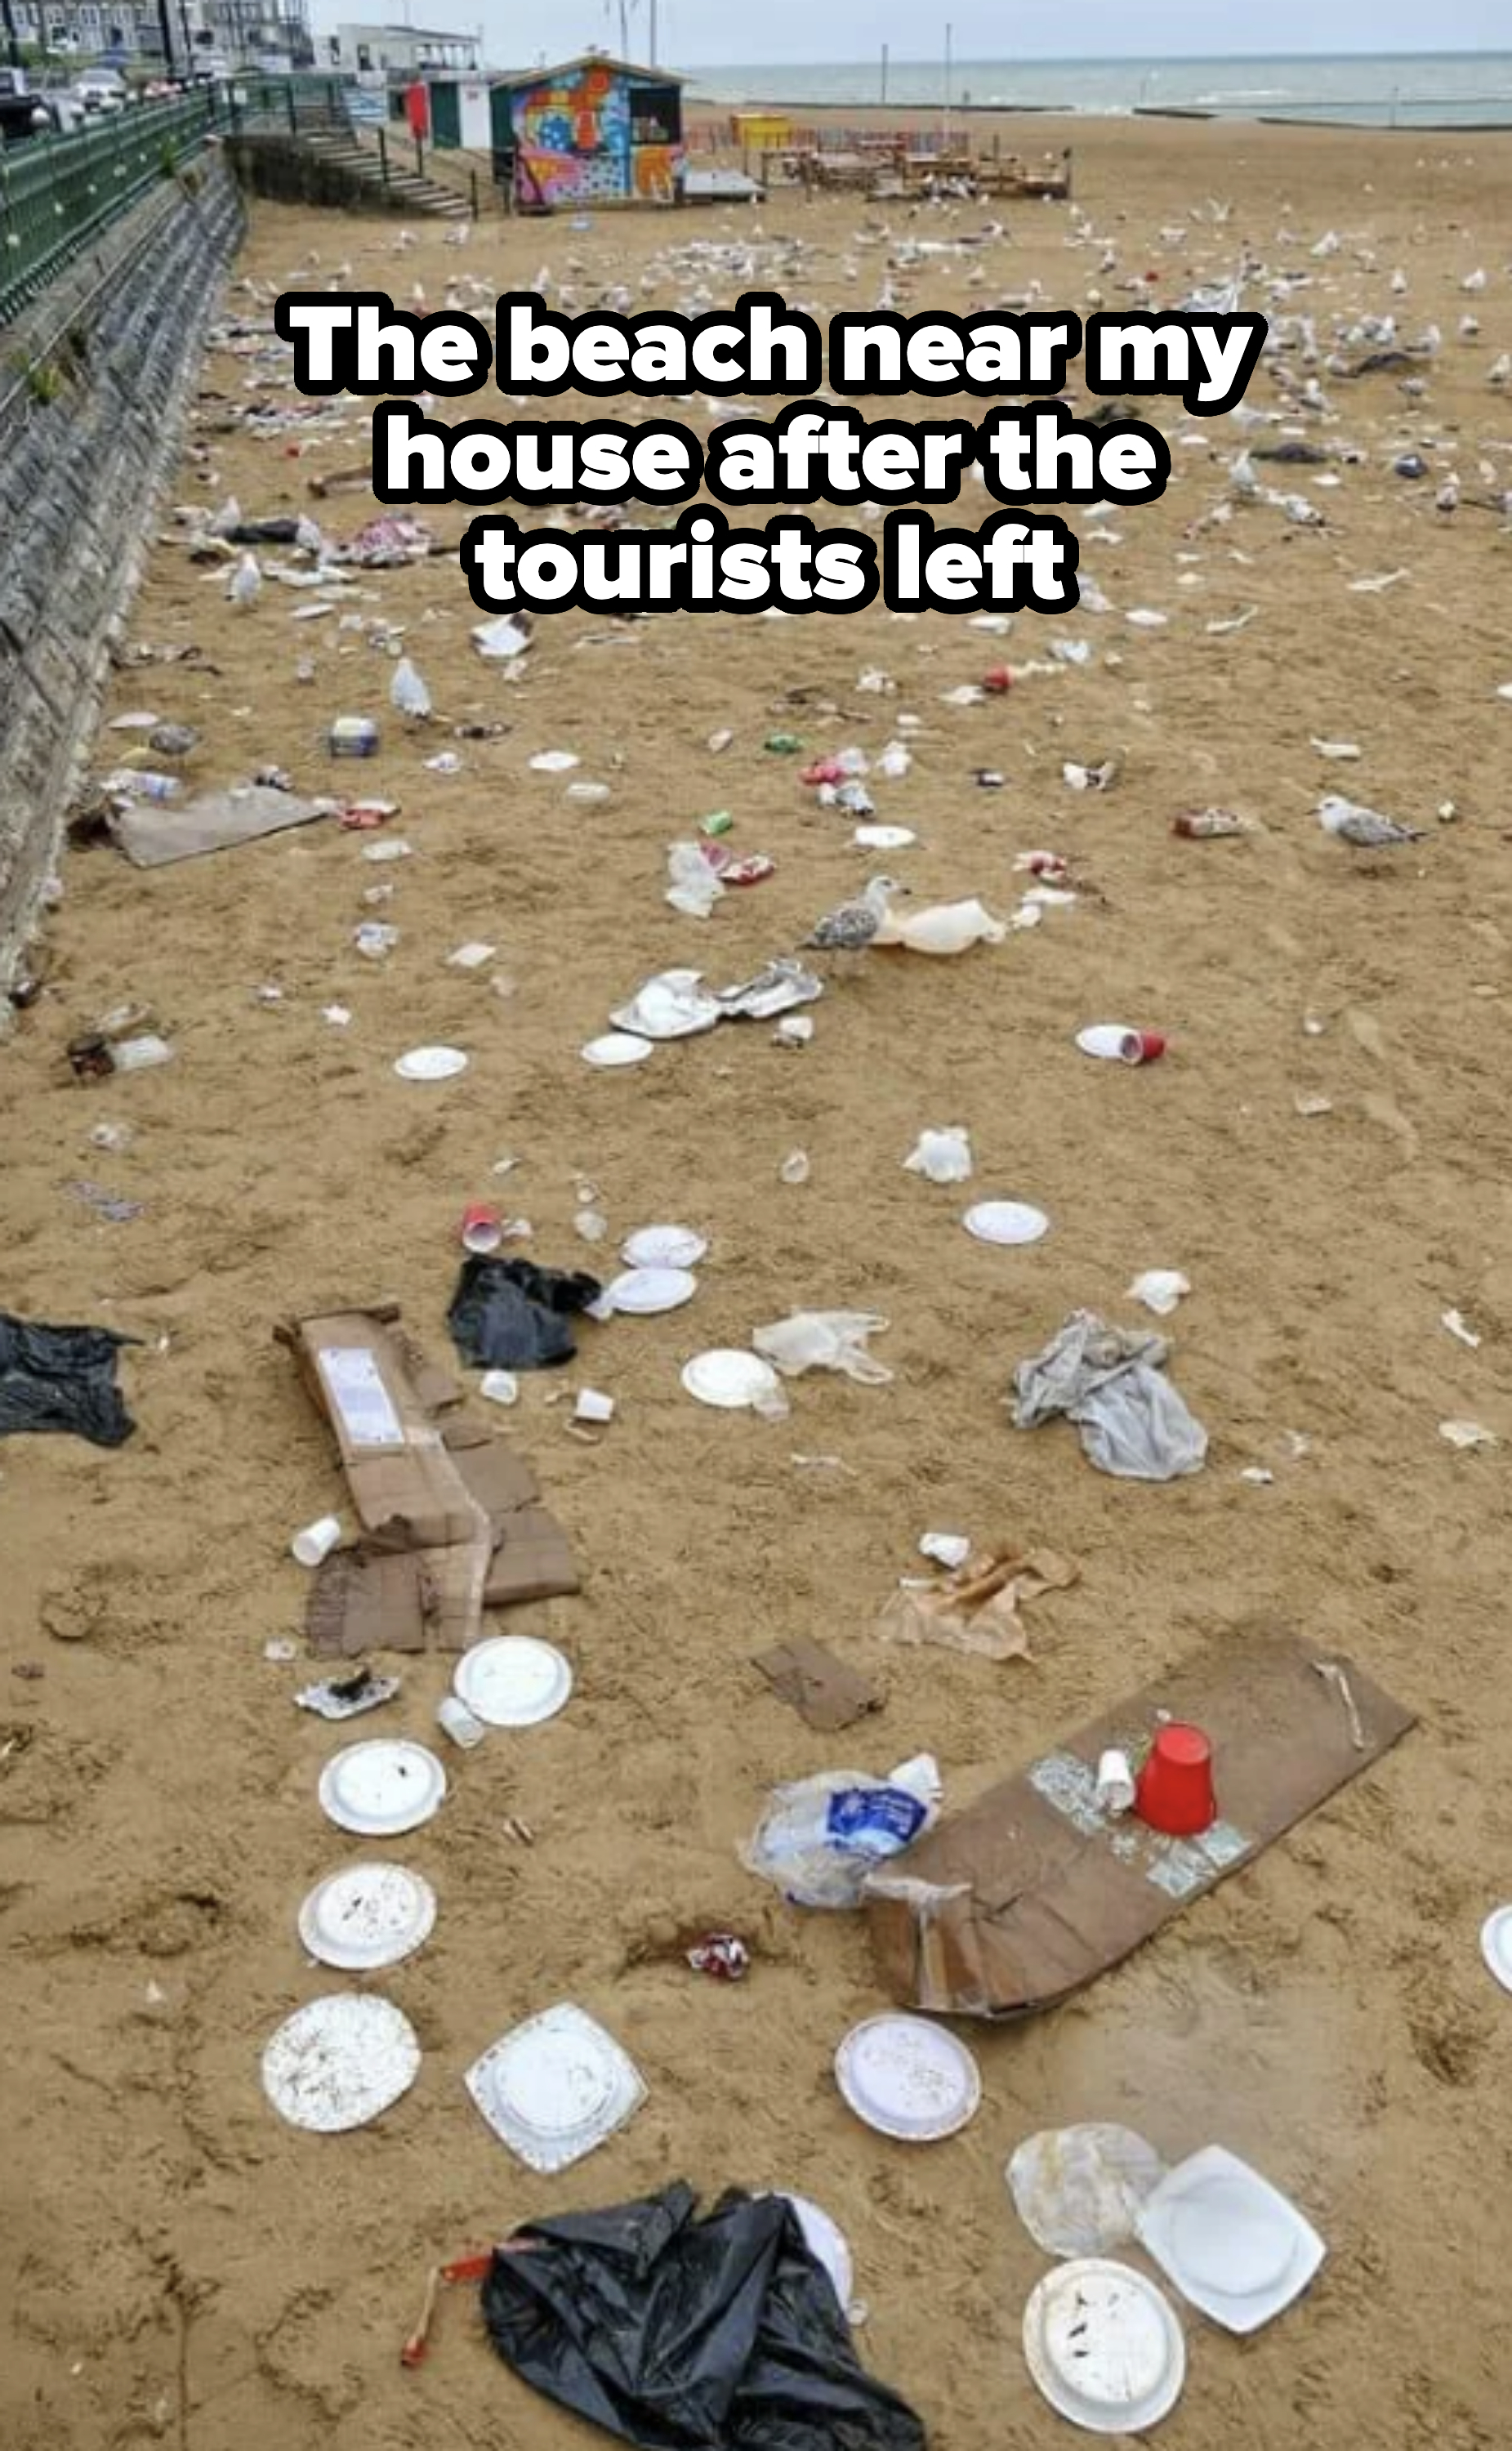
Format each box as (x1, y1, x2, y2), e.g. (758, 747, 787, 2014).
(446, 1257, 602, 1371)
(752, 1311, 892, 1385)
(0, 1312, 137, 1446)
(903, 1127, 973, 1184)
(743, 1757, 939, 1909)
(874, 898, 1006, 956)
(480, 2182, 926, 2450)
(1011, 1310, 1207, 1480)
(1006, 2125, 1167, 2257)
(666, 841, 724, 919)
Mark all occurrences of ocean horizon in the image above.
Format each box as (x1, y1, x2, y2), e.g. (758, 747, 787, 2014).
(675, 50, 1512, 127)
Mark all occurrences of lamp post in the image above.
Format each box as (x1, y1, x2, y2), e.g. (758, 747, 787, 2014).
(2, 0, 21, 73)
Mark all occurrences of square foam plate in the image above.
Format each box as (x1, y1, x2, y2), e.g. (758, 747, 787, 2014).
(466, 2002, 645, 2173)
(1135, 2145, 1326, 2335)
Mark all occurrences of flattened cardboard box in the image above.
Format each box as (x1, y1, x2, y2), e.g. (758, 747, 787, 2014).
(279, 1305, 483, 1551)
(284, 1304, 581, 1654)
(866, 1625, 1415, 2021)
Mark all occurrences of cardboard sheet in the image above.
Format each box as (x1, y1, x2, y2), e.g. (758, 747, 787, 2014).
(752, 1636, 883, 1733)
(866, 1625, 1415, 2020)
(110, 784, 327, 868)
(282, 1303, 578, 1653)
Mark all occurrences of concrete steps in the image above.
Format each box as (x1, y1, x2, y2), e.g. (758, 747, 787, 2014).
(297, 127, 471, 217)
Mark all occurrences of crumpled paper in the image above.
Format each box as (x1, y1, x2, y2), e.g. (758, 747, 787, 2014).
(878, 1543, 1079, 1660)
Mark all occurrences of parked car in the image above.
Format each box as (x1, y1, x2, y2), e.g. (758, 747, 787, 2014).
(74, 68, 128, 113)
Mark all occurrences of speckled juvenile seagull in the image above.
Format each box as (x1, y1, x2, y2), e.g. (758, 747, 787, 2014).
(1316, 795, 1425, 849)
(803, 875, 904, 953)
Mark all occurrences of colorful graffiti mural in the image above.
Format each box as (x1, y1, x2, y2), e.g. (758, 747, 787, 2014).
(503, 59, 685, 208)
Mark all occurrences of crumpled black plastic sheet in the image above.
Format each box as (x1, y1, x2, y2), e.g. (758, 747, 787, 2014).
(446, 1257, 602, 1370)
(479, 2182, 927, 2450)
(0, 1312, 136, 1445)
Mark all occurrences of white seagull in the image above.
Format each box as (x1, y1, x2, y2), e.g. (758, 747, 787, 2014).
(1317, 795, 1425, 849)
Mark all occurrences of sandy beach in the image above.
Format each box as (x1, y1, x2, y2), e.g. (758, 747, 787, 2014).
(2, 109, 1511, 2450)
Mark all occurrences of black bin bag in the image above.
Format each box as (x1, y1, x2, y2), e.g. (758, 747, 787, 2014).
(480, 2182, 927, 2449)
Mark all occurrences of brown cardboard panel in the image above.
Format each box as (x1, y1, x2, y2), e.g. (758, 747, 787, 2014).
(866, 1626, 1415, 2020)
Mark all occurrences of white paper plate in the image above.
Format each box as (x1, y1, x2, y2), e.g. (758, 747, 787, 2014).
(582, 1032, 653, 1068)
(1135, 2147, 1326, 2335)
(1024, 2261, 1185, 2434)
(394, 1045, 468, 1082)
(622, 1224, 708, 1270)
(297, 1863, 437, 1971)
(963, 1199, 1050, 1246)
(681, 1349, 781, 1409)
(607, 1266, 698, 1316)
(854, 824, 917, 850)
(1077, 1024, 1141, 1064)
(466, 2002, 645, 2172)
(529, 749, 579, 773)
(1481, 1904, 1512, 1992)
(775, 2194, 855, 2307)
(454, 1636, 573, 1727)
(261, 1994, 421, 2133)
(318, 1739, 448, 1836)
(834, 2013, 982, 2143)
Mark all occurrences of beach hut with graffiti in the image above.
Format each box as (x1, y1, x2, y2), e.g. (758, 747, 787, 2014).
(489, 53, 688, 210)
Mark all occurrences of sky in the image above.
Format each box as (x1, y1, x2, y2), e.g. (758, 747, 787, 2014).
(347, 0, 1509, 71)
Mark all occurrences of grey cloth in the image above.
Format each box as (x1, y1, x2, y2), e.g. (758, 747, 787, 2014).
(1011, 1310, 1208, 1480)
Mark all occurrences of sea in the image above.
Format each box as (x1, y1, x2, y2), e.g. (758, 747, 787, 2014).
(680, 51, 1512, 128)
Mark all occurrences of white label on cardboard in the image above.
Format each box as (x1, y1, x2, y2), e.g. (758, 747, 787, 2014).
(315, 1346, 406, 1449)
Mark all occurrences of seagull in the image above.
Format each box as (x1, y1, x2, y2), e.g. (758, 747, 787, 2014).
(803, 875, 905, 952)
(1317, 796, 1425, 849)
(226, 554, 261, 609)
(390, 656, 432, 721)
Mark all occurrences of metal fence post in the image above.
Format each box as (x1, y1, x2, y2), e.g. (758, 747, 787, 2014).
(470, 166, 478, 217)
(286, 80, 297, 134)
(377, 125, 388, 186)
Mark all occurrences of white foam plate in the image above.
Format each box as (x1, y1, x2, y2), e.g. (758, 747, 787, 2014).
(466, 2002, 645, 2172)
(582, 1032, 653, 1068)
(261, 1994, 421, 2133)
(681, 1349, 781, 1409)
(854, 824, 917, 850)
(1024, 2260, 1185, 2434)
(1481, 1904, 1512, 1993)
(609, 971, 722, 1040)
(454, 1636, 573, 1728)
(963, 1199, 1050, 1246)
(1077, 1024, 1140, 1063)
(622, 1225, 708, 1270)
(297, 1863, 437, 1971)
(608, 1266, 698, 1316)
(394, 1045, 468, 1081)
(1135, 2146, 1326, 2335)
(318, 1739, 447, 1836)
(834, 2013, 982, 2143)
(774, 2194, 855, 2307)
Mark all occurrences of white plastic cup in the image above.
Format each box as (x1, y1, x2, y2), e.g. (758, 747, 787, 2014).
(437, 1694, 487, 1749)
(575, 1388, 615, 1424)
(291, 1516, 341, 1569)
(480, 1368, 520, 1406)
(1095, 1748, 1137, 1815)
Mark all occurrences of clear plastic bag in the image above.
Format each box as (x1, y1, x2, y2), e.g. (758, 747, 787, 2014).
(1006, 2125, 1167, 2257)
(742, 1758, 939, 1909)
(753, 1311, 892, 1384)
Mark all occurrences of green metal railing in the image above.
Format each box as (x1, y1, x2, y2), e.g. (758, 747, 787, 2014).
(0, 92, 217, 326)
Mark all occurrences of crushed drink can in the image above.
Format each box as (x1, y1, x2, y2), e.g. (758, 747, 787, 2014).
(686, 1932, 750, 1982)
(1172, 807, 1257, 838)
(328, 716, 380, 757)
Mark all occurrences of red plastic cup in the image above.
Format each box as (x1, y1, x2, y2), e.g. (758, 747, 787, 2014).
(1136, 1723, 1217, 1836)
(983, 665, 1014, 695)
(1133, 1031, 1166, 1065)
(461, 1205, 502, 1255)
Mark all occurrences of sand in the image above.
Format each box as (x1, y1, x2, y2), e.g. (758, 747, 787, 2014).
(2, 111, 1511, 2451)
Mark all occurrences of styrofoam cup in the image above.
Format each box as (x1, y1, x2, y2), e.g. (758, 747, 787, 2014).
(292, 1516, 341, 1569)
(1095, 1748, 1137, 1815)
(436, 1695, 488, 1750)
